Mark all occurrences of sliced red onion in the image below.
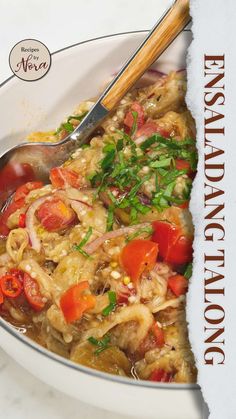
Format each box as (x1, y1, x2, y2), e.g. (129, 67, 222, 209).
(147, 68, 166, 76)
(138, 193, 151, 206)
(135, 69, 166, 88)
(25, 195, 51, 253)
(109, 68, 166, 90)
(69, 199, 92, 208)
(55, 190, 93, 210)
(84, 222, 151, 255)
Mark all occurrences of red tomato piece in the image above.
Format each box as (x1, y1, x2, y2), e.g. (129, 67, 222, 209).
(149, 369, 173, 382)
(60, 281, 96, 323)
(0, 288, 3, 305)
(121, 239, 159, 283)
(152, 322, 165, 347)
(152, 221, 193, 265)
(23, 273, 45, 311)
(0, 162, 35, 203)
(0, 274, 23, 298)
(124, 102, 145, 132)
(0, 181, 43, 237)
(136, 120, 170, 139)
(50, 167, 80, 189)
(178, 201, 189, 209)
(37, 197, 76, 232)
(168, 274, 188, 296)
(14, 181, 43, 203)
(18, 213, 26, 228)
(175, 159, 192, 175)
(139, 322, 165, 355)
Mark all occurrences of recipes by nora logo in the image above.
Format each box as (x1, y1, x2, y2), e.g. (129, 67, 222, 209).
(9, 39, 51, 81)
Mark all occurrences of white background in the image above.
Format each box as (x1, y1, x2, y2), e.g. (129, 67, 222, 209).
(0, 1, 171, 419)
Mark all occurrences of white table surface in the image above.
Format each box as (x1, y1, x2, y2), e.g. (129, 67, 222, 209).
(0, 1, 172, 418)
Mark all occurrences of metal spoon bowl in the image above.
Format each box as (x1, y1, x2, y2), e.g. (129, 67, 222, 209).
(0, 0, 190, 208)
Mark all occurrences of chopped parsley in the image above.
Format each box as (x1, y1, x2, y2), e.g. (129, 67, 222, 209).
(74, 227, 93, 257)
(102, 291, 117, 316)
(88, 334, 111, 355)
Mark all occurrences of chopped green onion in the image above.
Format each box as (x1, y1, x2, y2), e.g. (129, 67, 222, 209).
(88, 334, 111, 355)
(116, 138, 124, 151)
(67, 112, 88, 123)
(184, 263, 193, 279)
(130, 111, 138, 137)
(102, 291, 117, 316)
(106, 206, 114, 231)
(126, 226, 154, 242)
(55, 112, 88, 136)
(149, 157, 173, 168)
(101, 149, 116, 170)
(61, 122, 74, 133)
(74, 227, 93, 257)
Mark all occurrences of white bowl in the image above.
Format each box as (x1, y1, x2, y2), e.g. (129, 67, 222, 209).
(0, 31, 203, 419)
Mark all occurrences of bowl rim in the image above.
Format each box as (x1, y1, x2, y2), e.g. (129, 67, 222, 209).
(0, 29, 198, 391)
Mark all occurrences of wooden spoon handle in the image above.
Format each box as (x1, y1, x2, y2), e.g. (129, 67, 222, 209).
(101, 0, 190, 111)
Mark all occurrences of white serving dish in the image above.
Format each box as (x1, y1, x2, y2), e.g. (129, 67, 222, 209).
(0, 30, 203, 419)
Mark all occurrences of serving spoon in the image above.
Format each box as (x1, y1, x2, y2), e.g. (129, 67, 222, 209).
(0, 0, 190, 208)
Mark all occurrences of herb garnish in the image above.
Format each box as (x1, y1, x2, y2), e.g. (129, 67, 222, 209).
(74, 227, 93, 257)
(130, 111, 138, 137)
(184, 263, 193, 279)
(126, 226, 154, 242)
(88, 129, 197, 227)
(88, 334, 111, 355)
(55, 112, 88, 135)
(102, 291, 117, 316)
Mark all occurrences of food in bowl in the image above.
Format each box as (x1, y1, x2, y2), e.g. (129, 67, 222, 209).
(0, 70, 197, 383)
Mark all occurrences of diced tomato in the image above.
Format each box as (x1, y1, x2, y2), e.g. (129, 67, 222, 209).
(37, 197, 76, 232)
(0, 201, 21, 237)
(60, 281, 96, 323)
(136, 120, 170, 139)
(178, 201, 189, 209)
(23, 273, 45, 311)
(121, 239, 159, 283)
(0, 274, 23, 298)
(149, 369, 173, 382)
(152, 322, 165, 347)
(0, 181, 43, 237)
(0, 162, 35, 203)
(152, 221, 193, 265)
(14, 181, 43, 203)
(139, 322, 165, 355)
(0, 288, 3, 305)
(50, 167, 80, 189)
(124, 102, 145, 133)
(18, 213, 26, 228)
(168, 274, 188, 296)
(175, 159, 192, 175)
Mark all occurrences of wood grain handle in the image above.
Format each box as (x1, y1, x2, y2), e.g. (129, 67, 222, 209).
(101, 0, 190, 111)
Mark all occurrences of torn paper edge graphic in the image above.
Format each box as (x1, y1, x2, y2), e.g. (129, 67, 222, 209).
(186, 1, 236, 419)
